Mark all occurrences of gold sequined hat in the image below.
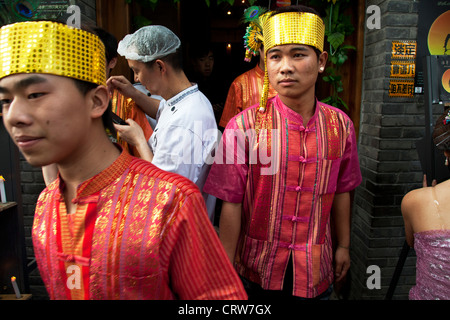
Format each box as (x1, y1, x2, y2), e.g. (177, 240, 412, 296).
(259, 11, 325, 112)
(0, 21, 106, 85)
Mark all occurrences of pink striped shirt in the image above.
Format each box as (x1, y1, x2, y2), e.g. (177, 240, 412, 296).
(32, 150, 247, 300)
(204, 96, 361, 298)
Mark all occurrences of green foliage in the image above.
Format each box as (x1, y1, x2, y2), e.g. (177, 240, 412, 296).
(317, 0, 355, 110)
(308, 0, 355, 110)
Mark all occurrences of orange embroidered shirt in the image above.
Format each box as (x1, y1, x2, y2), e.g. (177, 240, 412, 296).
(32, 150, 247, 300)
(219, 65, 277, 128)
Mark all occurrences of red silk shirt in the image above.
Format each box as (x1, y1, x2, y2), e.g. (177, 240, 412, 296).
(32, 150, 247, 300)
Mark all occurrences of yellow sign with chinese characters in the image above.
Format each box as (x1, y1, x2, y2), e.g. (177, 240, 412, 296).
(389, 79, 415, 97)
(389, 40, 417, 97)
(391, 41, 417, 60)
(390, 61, 416, 78)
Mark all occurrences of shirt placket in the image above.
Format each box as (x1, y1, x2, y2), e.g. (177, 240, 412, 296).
(280, 122, 317, 251)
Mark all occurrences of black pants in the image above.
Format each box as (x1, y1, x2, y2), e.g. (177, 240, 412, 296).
(240, 256, 333, 301)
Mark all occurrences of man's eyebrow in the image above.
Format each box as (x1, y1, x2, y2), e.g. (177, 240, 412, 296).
(0, 86, 8, 94)
(291, 46, 309, 51)
(14, 75, 49, 90)
(267, 48, 281, 54)
(0, 75, 49, 95)
(267, 45, 310, 54)
(0, 75, 49, 94)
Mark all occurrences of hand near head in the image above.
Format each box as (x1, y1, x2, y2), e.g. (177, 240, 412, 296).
(107, 75, 136, 98)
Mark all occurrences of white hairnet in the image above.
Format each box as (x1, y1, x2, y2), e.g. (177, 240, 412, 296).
(117, 25, 181, 63)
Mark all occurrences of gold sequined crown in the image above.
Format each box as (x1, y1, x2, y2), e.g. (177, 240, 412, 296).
(263, 12, 325, 55)
(259, 11, 325, 112)
(0, 21, 106, 85)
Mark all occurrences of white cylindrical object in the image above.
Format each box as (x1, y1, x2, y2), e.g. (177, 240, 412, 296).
(0, 178, 6, 203)
(11, 276, 21, 299)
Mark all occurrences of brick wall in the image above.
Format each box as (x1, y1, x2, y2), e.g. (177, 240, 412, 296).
(21, 158, 46, 299)
(349, 0, 440, 300)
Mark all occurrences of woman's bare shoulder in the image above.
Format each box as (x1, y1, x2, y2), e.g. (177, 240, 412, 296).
(401, 187, 430, 216)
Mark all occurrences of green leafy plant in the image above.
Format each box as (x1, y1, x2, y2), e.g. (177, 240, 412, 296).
(312, 0, 355, 110)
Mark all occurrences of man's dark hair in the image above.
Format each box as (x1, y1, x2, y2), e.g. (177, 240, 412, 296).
(92, 27, 118, 64)
(145, 47, 184, 72)
(190, 42, 213, 60)
(76, 24, 116, 135)
(272, 4, 320, 16)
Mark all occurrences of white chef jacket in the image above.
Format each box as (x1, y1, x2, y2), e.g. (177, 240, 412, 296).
(149, 84, 218, 222)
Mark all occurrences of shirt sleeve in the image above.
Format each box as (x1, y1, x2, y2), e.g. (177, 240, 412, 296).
(335, 120, 362, 193)
(219, 81, 243, 128)
(203, 118, 249, 203)
(167, 190, 247, 300)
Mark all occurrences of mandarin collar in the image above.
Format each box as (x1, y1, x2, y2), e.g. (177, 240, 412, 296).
(273, 95, 319, 127)
(166, 84, 199, 107)
(56, 146, 133, 203)
(254, 64, 265, 77)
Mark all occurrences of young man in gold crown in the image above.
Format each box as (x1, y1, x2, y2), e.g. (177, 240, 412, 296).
(0, 20, 246, 300)
(204, 5, 362, 299)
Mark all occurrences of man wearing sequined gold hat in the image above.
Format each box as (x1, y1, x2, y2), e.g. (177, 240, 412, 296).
(204, 5, 362, 299)
(0, 21, 246, 300)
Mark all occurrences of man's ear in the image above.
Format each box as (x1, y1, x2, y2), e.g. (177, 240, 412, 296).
(107, 57, 118, 70)
(88, 85, 110, 119)
(318, 51, 328, 73)
(155, 59, 166, 74)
